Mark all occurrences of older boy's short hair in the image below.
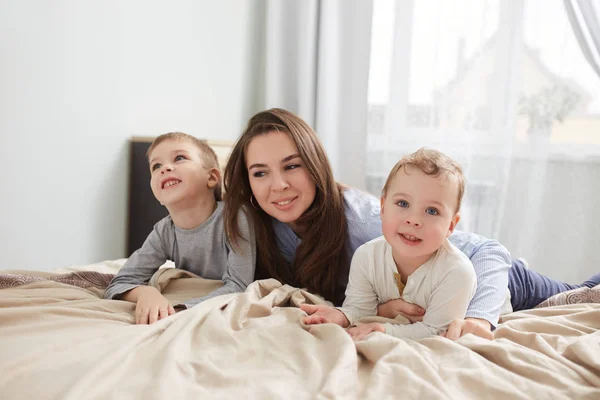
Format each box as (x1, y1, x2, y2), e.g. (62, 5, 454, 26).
(381, 148, 465, 212)
(147, 132, 222, 201)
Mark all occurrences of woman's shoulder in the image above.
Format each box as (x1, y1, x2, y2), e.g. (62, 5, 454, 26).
(342, 188, 382, 252)
(448, 229, 508, 257)
(352, 236, 389, 267)
(433, 240, 476, 280)
(449, 229, 487, 244)
(440, 239, 473, 265)
(356, 235, 387, 252)
(342, 188, 380, 222)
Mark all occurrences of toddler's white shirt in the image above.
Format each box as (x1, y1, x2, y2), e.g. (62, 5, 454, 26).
(339, 236, 477, 340)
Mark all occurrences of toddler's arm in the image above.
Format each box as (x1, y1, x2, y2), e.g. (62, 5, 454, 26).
(302, 245, 378, 326)
(347, 322, 386, 341)
(377, 298, 425, 322)
(384, 262, 477, 340)
(336, 245, 380, 324)
(301, 304, 350, 327)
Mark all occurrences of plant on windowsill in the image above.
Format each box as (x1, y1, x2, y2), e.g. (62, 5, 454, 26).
(518, 83, 581, 138)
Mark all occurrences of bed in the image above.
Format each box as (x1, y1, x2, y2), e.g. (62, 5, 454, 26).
(0, 262, 599, 399)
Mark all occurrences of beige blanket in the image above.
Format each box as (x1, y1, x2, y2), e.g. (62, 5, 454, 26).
(0, 268, 598, 400)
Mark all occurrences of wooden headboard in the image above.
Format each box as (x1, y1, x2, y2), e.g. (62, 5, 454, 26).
(127, 137, 234, 256)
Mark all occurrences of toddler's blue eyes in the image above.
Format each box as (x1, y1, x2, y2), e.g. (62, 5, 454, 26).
(394, 200, 439, 215)
(174, 155, 186, 161)
(151, 163, 161, 171)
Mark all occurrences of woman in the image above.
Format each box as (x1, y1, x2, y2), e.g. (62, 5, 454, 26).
(223, 108, 599, 340)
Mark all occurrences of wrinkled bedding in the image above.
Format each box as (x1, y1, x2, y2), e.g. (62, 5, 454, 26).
(0, 265, 598, 399)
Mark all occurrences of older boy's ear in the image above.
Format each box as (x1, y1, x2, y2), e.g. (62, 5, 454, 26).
(207, 168, 221, 189)
(447, 213, 460, 237)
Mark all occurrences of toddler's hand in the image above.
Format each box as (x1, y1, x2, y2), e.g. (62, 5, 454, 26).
(442, 318, 493, 341)
(133, 286, 176, 324)
(347, 322, 385, 341)
(300, 303, 349, 327)
(377, 298, 425, 323)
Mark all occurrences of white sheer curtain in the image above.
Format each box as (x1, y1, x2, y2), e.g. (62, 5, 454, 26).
(367, 0, 522, 237)
(259, 0, 373, 189)
(366, 0, 600, 282)
(255, 0, 599, 283)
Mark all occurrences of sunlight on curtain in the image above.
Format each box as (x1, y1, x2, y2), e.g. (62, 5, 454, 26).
(366, 0, 600, 282)
(367, 0, 513, 237)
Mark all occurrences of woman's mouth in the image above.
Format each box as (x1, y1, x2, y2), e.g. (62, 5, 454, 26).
(272, 196, 298, 211)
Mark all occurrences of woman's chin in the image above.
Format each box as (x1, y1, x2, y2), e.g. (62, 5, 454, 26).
(269, 208, 302, 225)
(273, 213, 299, 224)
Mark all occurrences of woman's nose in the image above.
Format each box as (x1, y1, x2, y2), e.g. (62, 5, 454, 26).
(272, 172, 290, 191)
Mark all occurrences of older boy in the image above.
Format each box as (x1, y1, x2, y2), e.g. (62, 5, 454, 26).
(104, 132, 256, 324)
(303, 148, 476, 340)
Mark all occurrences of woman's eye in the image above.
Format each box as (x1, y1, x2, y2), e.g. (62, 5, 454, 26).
(397, 200, 409, 208)
(174, 155, 186, 162)
(151, 163, 161, 172)
(426, 207, 439, 216)
(285, 164, 300, 171)
(252, 171, 266, 178)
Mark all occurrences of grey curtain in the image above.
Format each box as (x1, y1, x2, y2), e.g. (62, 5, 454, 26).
(564, 0, 600, 78)
(259, 0, 374, 189)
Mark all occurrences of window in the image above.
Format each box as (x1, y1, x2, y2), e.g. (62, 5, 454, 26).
(517, 0, 600, 157)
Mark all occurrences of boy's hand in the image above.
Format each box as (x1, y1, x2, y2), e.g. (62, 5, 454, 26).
(300, 303, 350, 327)
(377, 298, 425, 323)
(347, 322, 385, 341)
(125, 286, 176, 324)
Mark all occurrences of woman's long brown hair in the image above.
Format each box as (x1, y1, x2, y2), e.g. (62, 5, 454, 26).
(224, 108, 348, 305)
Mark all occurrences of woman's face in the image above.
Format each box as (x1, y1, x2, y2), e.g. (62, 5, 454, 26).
(245, 131, 317, 230)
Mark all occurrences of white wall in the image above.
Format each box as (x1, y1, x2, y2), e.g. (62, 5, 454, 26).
(0, 0, 265, 270)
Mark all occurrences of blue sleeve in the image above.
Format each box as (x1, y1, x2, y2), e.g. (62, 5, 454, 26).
(344, 189, 383, 257)
(464, 240, 511, 327)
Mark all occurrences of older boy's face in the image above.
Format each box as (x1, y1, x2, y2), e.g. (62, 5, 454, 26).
(380, 166, 460, 265)
(148, 139, 218, 210)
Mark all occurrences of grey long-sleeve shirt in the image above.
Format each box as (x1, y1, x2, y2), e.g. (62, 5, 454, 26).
(104, 202, 256, 308)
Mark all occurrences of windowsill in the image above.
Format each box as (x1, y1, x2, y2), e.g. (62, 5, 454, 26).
(367, 134, 600, 164)
(512, 143, 600, 162)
